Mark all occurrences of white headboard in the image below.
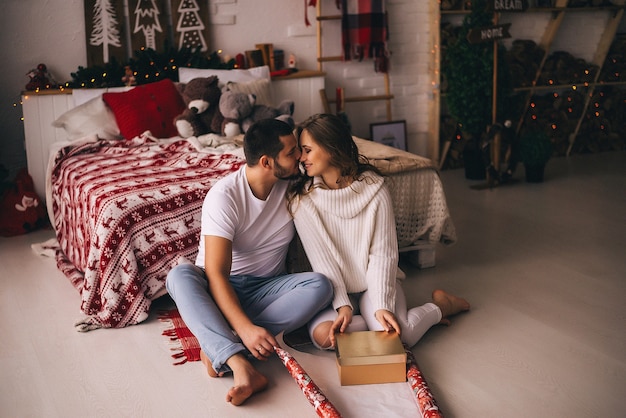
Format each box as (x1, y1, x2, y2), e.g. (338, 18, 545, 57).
(21, 72, 325, 200)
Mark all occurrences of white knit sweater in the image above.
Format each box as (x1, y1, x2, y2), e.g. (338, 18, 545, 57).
(291, 171, 398, 313)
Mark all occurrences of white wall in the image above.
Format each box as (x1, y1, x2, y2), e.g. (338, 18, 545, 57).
(0, 0, 86, 178)
(0, 0, 438, 180)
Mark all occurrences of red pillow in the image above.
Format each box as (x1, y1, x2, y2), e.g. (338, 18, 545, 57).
(103, 79, 185, 139)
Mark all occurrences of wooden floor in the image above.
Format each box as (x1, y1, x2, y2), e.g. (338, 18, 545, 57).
(1, 150, 624, 418)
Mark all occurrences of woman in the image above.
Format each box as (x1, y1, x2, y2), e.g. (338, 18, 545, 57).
(288, 114, 469, 349)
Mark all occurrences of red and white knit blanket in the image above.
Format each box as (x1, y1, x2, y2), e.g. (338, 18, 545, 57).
(51, 134, 244, 330)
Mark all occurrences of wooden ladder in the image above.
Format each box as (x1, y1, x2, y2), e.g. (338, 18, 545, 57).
(315, 1, 394, 120)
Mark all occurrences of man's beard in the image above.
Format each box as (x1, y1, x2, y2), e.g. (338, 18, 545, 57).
(273, 161, 300, 180)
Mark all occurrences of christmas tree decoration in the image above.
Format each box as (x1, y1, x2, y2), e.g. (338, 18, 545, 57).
(25, 63, 59, 91)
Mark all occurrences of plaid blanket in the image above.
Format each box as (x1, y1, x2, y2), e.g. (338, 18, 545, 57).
(159, 308, 201, 365)
(341, 0, 389, 72)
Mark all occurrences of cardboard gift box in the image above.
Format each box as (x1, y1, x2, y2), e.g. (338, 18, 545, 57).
(335, 331, 407, 386)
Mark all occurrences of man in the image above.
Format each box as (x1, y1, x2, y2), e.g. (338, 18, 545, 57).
(166, 119, 332, 406)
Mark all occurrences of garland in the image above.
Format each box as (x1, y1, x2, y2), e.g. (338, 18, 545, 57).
(68, 45, 235, 89)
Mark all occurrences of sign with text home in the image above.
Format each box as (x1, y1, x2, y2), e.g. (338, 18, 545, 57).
(467, 23, 512, 44)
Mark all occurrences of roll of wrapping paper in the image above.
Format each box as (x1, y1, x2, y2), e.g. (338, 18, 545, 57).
(274, 345, 342, 418)
(405, 346, 444, 418)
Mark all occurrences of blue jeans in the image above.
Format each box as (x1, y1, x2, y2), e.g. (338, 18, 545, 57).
(166, 263, 332, 374)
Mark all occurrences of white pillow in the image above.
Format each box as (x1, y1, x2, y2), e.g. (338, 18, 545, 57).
(52, 96, 121, 141)
(223, 79, 274, 107)
(178, 66, 271, 85)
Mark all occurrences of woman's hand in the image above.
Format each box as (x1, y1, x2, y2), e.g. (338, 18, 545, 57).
(329, 305, 353, 347)
(375, 309, 401, 335)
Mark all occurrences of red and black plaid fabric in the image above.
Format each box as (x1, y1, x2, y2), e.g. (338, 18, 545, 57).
(340, 0, 389, 72)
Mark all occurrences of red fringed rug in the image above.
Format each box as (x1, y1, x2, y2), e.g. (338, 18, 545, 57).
(158, 308, 201, 365)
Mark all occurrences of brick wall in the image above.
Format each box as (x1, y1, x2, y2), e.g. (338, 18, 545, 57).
(209, 0, 439, 159)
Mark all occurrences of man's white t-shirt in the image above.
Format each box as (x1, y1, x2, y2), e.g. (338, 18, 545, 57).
(195, 165, 294, 277)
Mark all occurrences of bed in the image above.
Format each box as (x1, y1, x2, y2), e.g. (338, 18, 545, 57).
(39, 69, 456, 331)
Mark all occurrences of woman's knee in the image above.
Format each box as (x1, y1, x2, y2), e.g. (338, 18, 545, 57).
(311, 321, 333, 349)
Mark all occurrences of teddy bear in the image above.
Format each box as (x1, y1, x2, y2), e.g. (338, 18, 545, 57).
(174, 76, 224, 138)
(218, 91, 255, 137)
(218, 90, 295, 137)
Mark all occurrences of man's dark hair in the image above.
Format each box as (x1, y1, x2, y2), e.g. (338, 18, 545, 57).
(243, 119, 293, 166)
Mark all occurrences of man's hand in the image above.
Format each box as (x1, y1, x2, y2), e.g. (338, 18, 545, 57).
(238, 323, 278, 360)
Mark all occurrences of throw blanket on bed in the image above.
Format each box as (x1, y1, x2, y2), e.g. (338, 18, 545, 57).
(341, 0, 389, 72)
(51, 133, 245, 330)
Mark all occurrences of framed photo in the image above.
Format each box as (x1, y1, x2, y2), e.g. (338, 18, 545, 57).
(370, 120, 407, 150)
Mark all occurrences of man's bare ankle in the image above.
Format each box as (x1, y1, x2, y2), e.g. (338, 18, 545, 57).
(200, 350, 221, 378)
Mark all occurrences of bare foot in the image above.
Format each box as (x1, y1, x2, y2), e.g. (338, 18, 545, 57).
(200, 349, 224, 378)
(225, 354, 268, 406)
(432, 289, 470, 325)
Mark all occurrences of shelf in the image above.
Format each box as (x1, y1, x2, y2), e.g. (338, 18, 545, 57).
(271, 70, 325, 80)
(439, 1, 626, 170)
(441, 5, 625, 14)
(513, 80, 626, 92)
(22, 88, 72, 96)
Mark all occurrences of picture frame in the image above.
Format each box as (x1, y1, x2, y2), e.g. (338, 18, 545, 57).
(84, 0, 210, 67)
(370, 120, 407, 150)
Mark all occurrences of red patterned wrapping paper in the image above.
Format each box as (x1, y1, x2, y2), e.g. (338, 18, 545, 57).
(405, 347, 444, 418)
(274, 346, 342, 418)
